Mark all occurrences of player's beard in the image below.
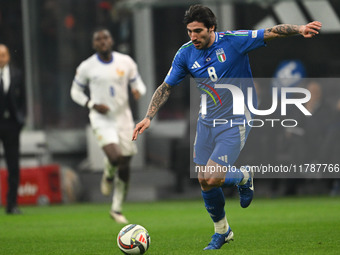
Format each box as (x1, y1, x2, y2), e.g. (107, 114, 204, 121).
(194, 33, 213, 49)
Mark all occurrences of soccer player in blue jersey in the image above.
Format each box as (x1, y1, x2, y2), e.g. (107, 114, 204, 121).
(132, 4, 322, 250)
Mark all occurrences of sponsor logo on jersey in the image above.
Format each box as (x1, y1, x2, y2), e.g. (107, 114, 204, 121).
(216, 48, 226, 63)
(218, 155, 228, 163)
(191, 61, 201, 69)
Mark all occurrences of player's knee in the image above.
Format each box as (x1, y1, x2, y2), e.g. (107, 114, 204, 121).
(199, 178, 209, 191)
(205, 178, 223, 188)
(109, 159, 119, 166)
(198, 178, 206, 186)
(199, 177, 222, 191)
(108, 155, 121, 166)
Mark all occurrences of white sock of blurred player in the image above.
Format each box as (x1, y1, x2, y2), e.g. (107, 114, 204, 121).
(111, 172, 129, 224)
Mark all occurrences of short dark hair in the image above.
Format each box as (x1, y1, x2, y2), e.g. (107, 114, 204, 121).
(183, 5, 217, 31)
(92, 27, 112, 40)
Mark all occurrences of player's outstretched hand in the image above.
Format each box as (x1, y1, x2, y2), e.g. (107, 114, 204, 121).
(132, 118, 151, 141)
(93, 104, 110, 114)
(300, 21, 322, 38)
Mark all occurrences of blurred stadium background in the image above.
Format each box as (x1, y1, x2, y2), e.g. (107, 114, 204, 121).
(1, 0, 340, 206)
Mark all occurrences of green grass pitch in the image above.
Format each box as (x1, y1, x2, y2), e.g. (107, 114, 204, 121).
(1, 197, 340, 255)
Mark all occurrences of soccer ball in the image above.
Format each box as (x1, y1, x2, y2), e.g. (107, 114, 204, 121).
(117, 224, 150, 254)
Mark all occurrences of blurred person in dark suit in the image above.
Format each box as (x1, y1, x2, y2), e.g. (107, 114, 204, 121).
(0, 44, 26, 214)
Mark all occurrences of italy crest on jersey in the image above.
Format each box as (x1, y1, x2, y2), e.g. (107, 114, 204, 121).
(216, 48, 226, 63)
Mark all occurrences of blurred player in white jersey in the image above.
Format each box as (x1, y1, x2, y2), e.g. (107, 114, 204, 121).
(71, 28, 146, 223)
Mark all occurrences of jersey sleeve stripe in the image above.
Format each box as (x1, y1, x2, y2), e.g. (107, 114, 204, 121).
(180, 42, 193, 50)
(219, 31, 249, 37)
(129, 75, 139, 83)
(74, 78, 87, 88)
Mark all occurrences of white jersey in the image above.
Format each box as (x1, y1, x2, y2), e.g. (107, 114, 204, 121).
(71, 52, 146, 130)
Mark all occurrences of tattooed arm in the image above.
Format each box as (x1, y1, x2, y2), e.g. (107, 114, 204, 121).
(145, 82, 172, 120)
(132, 82, 172, 140)
(264, 21, 322, 41)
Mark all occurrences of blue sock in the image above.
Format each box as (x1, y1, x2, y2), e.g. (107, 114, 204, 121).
(222, 168, 244, 188)
(201, 187, 225, 222)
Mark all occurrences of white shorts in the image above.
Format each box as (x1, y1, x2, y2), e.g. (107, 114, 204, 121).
(92, 126, 137, 156)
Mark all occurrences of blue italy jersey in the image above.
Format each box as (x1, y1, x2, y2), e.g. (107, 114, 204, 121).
(164, 29, 266, 126)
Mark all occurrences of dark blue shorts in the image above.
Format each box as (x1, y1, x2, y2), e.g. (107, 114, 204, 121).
(193, 121, 251, 167)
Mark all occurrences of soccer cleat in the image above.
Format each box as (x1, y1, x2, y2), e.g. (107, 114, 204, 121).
(237, 166, 254, 208)
(203, 227, 234, 250)
(110, 211, 129, 224)
(101, 173, 113, 196)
